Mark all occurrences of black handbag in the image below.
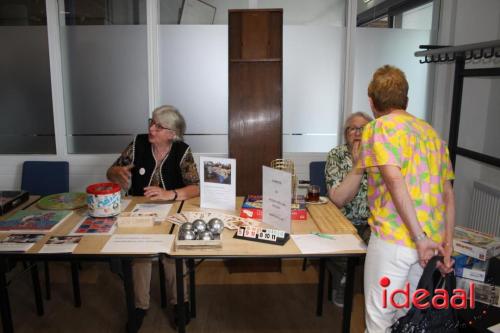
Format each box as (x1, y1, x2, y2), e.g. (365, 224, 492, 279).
(391, 256, 460, 333)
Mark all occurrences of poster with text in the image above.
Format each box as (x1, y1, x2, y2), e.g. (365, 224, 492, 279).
(200, 156, 236, 211)
(262, 166, 292, 233)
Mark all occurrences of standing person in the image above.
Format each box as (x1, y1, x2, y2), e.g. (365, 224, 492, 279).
(325, 111, 373, 307)
(107, 105, 199, 331)
(333, 65, 455, 331)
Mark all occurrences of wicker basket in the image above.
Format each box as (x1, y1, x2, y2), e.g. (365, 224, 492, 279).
(270, 159, 298, 201)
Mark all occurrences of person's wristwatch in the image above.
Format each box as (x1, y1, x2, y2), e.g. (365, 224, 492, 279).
(172, 189, 178, 201)
(412, 231, 428, 243)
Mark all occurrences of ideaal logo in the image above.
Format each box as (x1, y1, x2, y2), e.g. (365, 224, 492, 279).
(380, 276, 475, 309)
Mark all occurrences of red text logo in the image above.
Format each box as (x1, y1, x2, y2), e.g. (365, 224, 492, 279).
(380, 276, 475, 309)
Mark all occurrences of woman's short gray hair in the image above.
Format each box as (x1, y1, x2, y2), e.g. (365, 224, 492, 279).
(153, 105, 186, 140)
(343, 111, 373, 141)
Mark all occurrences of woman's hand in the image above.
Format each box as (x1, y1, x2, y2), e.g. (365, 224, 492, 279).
(415, 237, 443, 268)
(436, 242, 454, 276)
(144, 186, 175, 201)
(107, 165, 133, 190)
(351, 140, 362, 165)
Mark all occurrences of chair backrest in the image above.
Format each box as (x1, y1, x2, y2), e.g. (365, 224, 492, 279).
(21, 161, 69, 196)
(309, 161, 327, 196)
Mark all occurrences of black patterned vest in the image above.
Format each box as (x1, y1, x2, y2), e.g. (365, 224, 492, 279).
(129, 134, 188, 196)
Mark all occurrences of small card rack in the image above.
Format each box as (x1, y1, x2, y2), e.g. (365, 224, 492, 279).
(233, 226, 289, 246)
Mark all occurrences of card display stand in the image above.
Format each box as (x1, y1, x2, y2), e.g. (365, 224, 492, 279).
(233, 226, 289, 246)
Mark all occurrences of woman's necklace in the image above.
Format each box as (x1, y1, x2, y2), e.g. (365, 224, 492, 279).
(153, 143, 172, 162)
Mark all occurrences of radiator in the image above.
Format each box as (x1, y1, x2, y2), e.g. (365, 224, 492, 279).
(468, 180, 500, 237)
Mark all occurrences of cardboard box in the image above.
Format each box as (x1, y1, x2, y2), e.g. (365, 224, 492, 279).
(454, 253, 489, 282)
(456, 276, 500, 307)
(453, 226, 500, 261)
(240, 195, 307, 221)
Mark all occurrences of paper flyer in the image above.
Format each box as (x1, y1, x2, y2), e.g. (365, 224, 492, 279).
(200, 157, 236, 211)
(101, 234, 175, 254)
(39, 235, 83, 253)
(262, 166, 292, 233)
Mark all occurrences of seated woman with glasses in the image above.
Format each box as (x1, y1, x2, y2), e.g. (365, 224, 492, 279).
(106, 105, 199, 331)
(324, 111, 373, 307)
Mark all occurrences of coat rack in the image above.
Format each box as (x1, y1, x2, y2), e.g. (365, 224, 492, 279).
(415, 40, 500, 169)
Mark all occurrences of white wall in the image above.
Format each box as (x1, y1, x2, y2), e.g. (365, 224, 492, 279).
(431, 0, 500, 228)
(402, 3, 433, 30)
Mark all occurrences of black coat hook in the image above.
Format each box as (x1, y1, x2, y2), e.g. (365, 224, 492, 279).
(473, 48, 484, 59)
(484, 47, 494, 58)
(464, 51, 473, 61)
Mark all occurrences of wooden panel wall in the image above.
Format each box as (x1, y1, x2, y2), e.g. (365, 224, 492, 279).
(228, 9, 283, 196)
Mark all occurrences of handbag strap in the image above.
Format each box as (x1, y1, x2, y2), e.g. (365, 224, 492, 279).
(416, 256, 456, 296)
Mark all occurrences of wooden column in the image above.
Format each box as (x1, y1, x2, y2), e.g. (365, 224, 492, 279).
(228, 9, 283, 196)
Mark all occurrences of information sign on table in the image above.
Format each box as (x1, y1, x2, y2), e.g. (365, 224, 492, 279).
(101, 234, 175, 254)
(200, 156, 236, 211)
(262, 166, 292, 233)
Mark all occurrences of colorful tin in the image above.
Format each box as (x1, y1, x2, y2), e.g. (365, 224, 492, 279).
(86, 182, 121, 217)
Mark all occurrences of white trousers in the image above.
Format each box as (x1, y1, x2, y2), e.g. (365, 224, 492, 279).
(364, 234, 423, 333)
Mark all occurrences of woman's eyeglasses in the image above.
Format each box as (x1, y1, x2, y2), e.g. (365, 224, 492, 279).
(346, 126, 364, 134)
(148, 118, 173, 131)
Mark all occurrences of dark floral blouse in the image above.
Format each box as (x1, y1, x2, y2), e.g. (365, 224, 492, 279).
(325, 144, 369, 223)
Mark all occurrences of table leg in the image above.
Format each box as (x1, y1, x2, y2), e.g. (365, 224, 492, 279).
(188, 259, 196, 318)
(342, 257, 356, 333)
(316, 257, 325, 316)
(71, 261, 81, 307)
(30, 261, 44, 316)
(0, 258, 13, 333)
(122, 259, 137, 333)
(43, 261, 51, 300)
(175, 259, 186, 333)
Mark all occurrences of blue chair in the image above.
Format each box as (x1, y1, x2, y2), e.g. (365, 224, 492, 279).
(21, 161, 69, 196)
(20, 161, 77, 305)
(309, 161, 327, 196)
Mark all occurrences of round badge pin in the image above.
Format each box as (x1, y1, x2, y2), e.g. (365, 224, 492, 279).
(139, 167, 146, 175)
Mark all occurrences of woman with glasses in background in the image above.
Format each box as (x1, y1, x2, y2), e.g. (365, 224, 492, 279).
(106, 105, 199, 331)
(107, 104, 199, 200)
(324, 111, 373, 307)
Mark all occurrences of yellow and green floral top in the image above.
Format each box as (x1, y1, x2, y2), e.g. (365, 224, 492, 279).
(357, 113, 454, 248)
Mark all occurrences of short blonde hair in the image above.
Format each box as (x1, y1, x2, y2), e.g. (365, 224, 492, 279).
(368, 65, 408, 112)
(343, 111, 373, 141)
(153, 105, 186, 140)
